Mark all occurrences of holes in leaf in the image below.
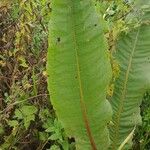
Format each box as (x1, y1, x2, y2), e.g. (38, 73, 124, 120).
(148, 57, 150, 63)
(69, 137, 75, 143)
(57, 37, 61, 43)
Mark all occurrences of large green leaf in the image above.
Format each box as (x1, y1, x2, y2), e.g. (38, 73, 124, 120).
(47, 0, 112, 149)
(110, 13, 150, 149)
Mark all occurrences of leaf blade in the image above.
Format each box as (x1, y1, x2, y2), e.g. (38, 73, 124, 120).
(110, 16, 150, 149)
(47, 0, 112, 149)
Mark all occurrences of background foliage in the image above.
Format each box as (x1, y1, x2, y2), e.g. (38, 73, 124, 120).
(0, 0, 149, 149)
